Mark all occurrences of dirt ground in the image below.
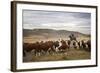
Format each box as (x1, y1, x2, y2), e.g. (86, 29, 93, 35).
(23, 48, 91, 62)
(23, 36, 91, 62)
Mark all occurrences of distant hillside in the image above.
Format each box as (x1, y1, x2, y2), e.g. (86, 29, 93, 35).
(23, 29, 90, 38)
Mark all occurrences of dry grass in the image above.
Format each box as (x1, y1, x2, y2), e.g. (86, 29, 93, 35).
(23, 36, 90, 43)
(23, 36, 91, 62)
(23, 49, 91, 62)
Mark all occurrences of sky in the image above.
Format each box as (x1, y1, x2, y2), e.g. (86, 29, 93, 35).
(23, 10, 91, 34)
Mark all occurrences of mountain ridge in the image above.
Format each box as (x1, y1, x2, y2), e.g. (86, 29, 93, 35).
(23, 29, 90, 38)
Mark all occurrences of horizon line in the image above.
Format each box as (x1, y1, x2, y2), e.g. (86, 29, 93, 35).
(23, 28, 91, 35)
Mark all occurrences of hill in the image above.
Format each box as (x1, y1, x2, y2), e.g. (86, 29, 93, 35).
(23, 29, 90, 38)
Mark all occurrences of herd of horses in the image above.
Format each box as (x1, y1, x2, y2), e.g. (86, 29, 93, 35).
(23, 39, 91, 57)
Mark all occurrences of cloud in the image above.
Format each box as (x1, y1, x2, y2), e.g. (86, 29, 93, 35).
(41, 23, 78, 27)
(23, 10, 91, 34)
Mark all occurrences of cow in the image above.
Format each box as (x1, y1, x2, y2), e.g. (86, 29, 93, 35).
(81, 40, 90, 51)
(23, 43, 34, 57)
(86, 40, 91, 52)
(67, 40, 71, 49)
(58, 40, 69, 52)
(35, 41, 54, 55)
(73, 41, 77, 49)
(53, 41, 59, 52)
(78, 41, 81, 49)
(23, 42, 43, 56)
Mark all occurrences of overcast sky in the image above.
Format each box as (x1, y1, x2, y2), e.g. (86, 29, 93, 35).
(23, 10, 91, 34)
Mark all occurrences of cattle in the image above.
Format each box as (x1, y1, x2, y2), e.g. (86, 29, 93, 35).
(67, 40, 71, 49)
(53, 41, 59, 52)
(78, 41, 81, 49)
(86, 40, 91, 52)
(23, 43, 33, 52)
(23, 43, 34, 57)
(23, 42, 41, 56)
(81, 40, 86, 49)
(53, 41, 59, 48)
(40, 41, 54, 54)
(80, 40, 90, 51)
(58, 40, 69, 52)
(23, 39, 91, 57)
(73, 41, 77, 49)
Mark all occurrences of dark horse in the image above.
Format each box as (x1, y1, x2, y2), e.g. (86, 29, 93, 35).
(68, 34, 78, 48)
(69, 34, 77, 41)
